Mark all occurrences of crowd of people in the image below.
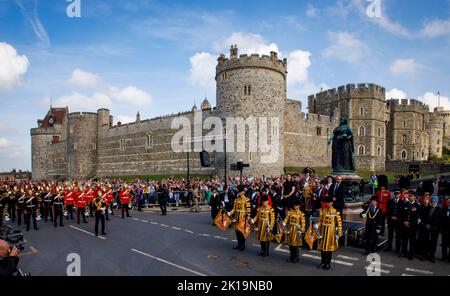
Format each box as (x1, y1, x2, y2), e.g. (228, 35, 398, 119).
(0, 169, 449, 274)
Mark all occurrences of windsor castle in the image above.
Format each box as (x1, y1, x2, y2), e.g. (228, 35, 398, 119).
(30, 46, 450, 180)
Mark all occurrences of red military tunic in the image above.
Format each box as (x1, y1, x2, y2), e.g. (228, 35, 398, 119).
(84, 188, 95, 204)
(376, 189, 390, 214)
(104, 189, 113, 206)
(64, 190, 75, 206)
(120, 190, 130, 205)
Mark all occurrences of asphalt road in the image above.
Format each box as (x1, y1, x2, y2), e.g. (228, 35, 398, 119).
(11, 209, 450, 276)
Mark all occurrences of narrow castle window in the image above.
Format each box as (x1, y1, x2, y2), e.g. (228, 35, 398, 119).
(146, 133, 153, 149)
(402, 134, 407, 143)
(402, 121, 406, 128)
(316, 127, 322, 136)
(93, 143, 97, 150)
(378, 128, 381, 137)
(73, 143, 77, 151)
(377, 147, 382, 157)
(244, 85, 247, 96)
(359, 126, 365, 136)
(359, 107, 365, 116)
(437, 139, 440, 145)
(249, 152, 252, 162)
(437, 148, 440, 153)
(401, 150, 407, 160)
(120, 138, 126, 150)
(244, 84, 252, 96)
(358, 145, 365, 156)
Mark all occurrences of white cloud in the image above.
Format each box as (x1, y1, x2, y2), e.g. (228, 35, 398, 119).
(287, 50, 312, 85)
(323, 31, 369, 63)
(0, 121, 9, 132)
(109, 86, 152, 107)
(371, 15, 412, 38)
(189, 52, 216, 88)
(389, 59, 424, 76)
(0, 137, 10, 148)
(306, 4, 318, 18)
(115, 115, 135, 125)
(386, 88, 407, 100)
(68, 69, 100, 88)
(15, 0, 50, 46)
(420, 19, 450, 38)
(53, 92, 112, 110)
(419, 92, 450, 110)
(212, 32, 280, 55)
(0, 42, 29, 90)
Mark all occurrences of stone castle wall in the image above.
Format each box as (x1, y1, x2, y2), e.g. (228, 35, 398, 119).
(284, 99, 339, 168)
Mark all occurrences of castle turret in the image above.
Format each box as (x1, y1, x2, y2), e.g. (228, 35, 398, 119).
(215, 46, 287, 177)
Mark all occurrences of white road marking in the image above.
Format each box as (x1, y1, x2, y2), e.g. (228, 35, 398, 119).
(405, 268, 434, 275)
(402, 274, 414, 276)
(274, 244, 290, 254)
(214, 236, 227, 240)
(184, 230, 194, 234)
(232, 240, 237, 243)
(131, 248, 207, 276)
(199, 233, 210, 237)
(141, 219, 149, 223)
(364, 266, 390, 274)
(150, 222, 158, 225)
(171, 227, 182, 230)
(337, 255, 359, 261)
(132, 218, 139, 221)
(380, 262, 394, 268)
(160, 224, 169, 227)
(302, 253, 354, 266)
(70, 225, 106, 240)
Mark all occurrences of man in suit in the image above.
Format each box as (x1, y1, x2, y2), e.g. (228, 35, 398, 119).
(219, 187, 235, 212)
(422, 196, 442, 263)
(330, 176, 345, 216)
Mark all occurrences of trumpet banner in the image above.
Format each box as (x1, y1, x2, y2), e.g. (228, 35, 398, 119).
(236, 219, 252, 239)
(304, 224, 317, 250)
(274, 221, 285, 244)
(214, 210, 232, 232)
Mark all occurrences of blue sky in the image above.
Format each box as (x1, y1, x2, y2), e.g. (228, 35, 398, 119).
(0, 0, 450, 171)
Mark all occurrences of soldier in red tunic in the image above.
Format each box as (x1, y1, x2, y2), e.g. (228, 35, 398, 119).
(120, 186, 131, 218)
(64, 186, 75, 220)
(375, 175, 390, 236)
(75, 186, 88, 224)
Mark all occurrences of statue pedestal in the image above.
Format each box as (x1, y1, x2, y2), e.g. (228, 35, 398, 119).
(343, 202, 364, 222)
(333, 174, 364, 222)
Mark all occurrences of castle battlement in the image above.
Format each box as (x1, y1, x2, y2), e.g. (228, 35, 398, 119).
(216, 46, 287, 78)
(387, 99, 430, 113)
(67, 112, 98, 119)
(308, 83, 386, 102)
(30, 127, 61, 136)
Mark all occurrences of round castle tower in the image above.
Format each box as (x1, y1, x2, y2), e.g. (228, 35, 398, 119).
(215, 45, 287, 178)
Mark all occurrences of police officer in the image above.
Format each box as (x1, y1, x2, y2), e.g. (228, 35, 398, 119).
(400, 193, 421, 260)
(385, 191, 404, 253)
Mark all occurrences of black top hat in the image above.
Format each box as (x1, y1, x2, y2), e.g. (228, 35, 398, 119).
(323, 196, 333, 203)
(260, 194, 269, 202)
(370, 195, 378, 202)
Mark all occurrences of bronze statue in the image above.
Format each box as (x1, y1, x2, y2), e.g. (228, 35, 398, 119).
(328, 116, 355, 175)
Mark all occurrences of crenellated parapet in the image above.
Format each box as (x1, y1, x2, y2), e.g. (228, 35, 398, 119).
(216, 46, 287, 79)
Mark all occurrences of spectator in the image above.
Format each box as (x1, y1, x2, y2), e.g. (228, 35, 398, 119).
(0, 239, 20, 277)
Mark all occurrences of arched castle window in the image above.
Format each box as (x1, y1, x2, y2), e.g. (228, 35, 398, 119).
(359, 126, 365, 136)
(359, 107, 365, 116)
(146, 133, 153, 149)
(120, 138, 126, 150)
(358, 145, 365, 156)
(401, 150, 407, 160)
(402, 134, 407, 143)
